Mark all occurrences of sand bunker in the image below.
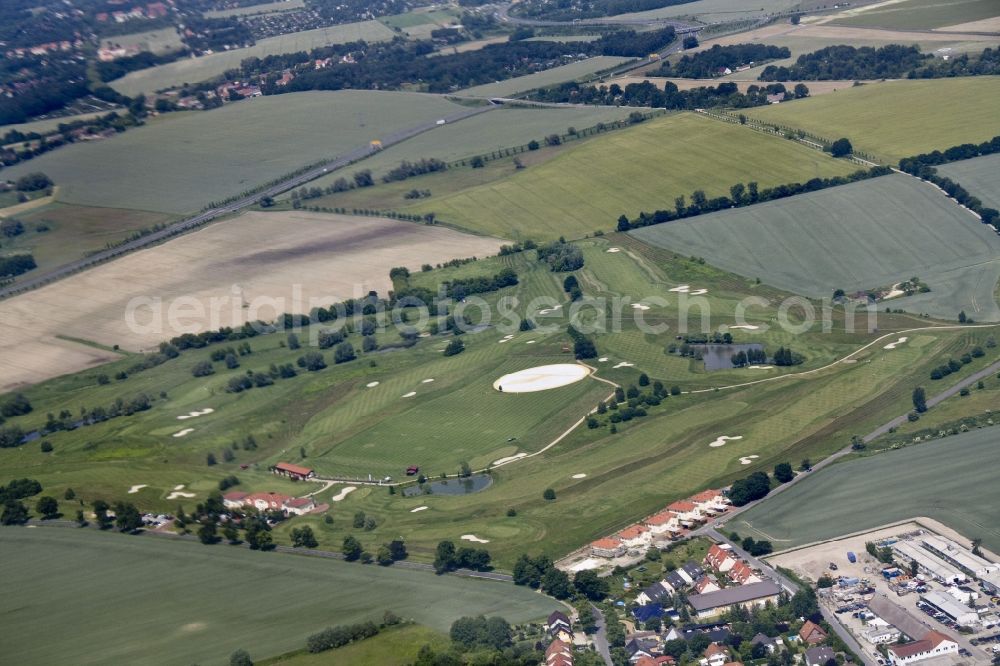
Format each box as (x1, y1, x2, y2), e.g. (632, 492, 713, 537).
(748, 365, 774, 369)
(537, 304, 562, 315)
(366, 381, 380, 388)
(177, 408, 214, 420)
(598, 357, 608, 362)
(492, 452, 527, 466)
(331, 486, 357, 502)
(728, 324, 760, 330)
(739, 455, 760, 465)
(606, 247, 621, 253)
(612, 361, 634, 369)
(631, 303, 650, 311)
(173, 428, 194, 438)
(411, 506, 428, 513)
(709, 435, 743, 448)
(498, 339, 509, 344)
(128, 484, 147, 494)
(670, 285, 708, 295)
(568, 558, 602, 572)
(526, 340, 536, 344)
(167, 489, 195, 499)
(884, 336, 908, 350)
(422, 378, 435, 383)
(402, 391, 417, 398)
(461, 534, 490, 543)
(571, 473, 587, 479)
(493, 364, 590, 393)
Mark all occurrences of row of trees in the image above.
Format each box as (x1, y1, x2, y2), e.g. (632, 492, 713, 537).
(663, 44, 791, 79)
(512, 0, 694, 21)
(616, 166, 891, 231)
(929, 346, 984, 379)
(442, 267, 519, 300)
(529, 79, 801, 111)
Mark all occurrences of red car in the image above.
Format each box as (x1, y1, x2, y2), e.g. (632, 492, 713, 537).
(406, 466, 419, 476)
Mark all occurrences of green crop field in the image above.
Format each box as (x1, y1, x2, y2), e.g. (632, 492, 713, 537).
(380, 8, 459, 29)
(0, 528, 556, 666)
(747, 78, 1000, 162)
(831, 0, 1000, 30)
(459, 57, 632, 98)
(406, 112, 858, 240)
(629, 173, 1000, 322)
(109, 21, 395, 96)
(0, 110, 124, 137)
(3, 232, 994, 566)
(205, 0, 305, 18)
(607, 0, 800, 23)
(938, 152, 1000, 210)
(0, 91, 466, 214)
(733, 426, 1000, 552)
(100, 26, 185, 54)
(263, 624, 449, 665)
(298, 105, 638, 189)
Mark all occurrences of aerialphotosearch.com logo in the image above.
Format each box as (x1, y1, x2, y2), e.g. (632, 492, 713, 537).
(123, 283, 880, 344)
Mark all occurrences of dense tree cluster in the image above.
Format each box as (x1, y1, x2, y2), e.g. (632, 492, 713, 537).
(443, 267, 519, 299)
(0, 478, 42, 503)
(512, 0, 696, 21)
(0, 254, 38, 279)
(730, 348, 767, 367)
(433, 539, 492, 573)
(382, 158, 448, 183)
(567, 324, 598, 360)
(529, 79, 798, 110)
(591, 27, 676, 57)
(537, 239, 584, 272)
(772, 346, 803, 366)
(908, 47, 1000, 78)
(95, 50, 187, 82)
(761, 44, 929, 81)
(306, 621, 379, 653)
(511, 553, 572, 598)
(929, 348, 981, 379)
(661, 44, 791, 78)
(450, 616, 512, 651)
(727, 471, 771, 506)
(616, 166, 890, 231)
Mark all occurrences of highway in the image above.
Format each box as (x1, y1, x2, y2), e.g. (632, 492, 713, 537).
(0, 102, 497, 301)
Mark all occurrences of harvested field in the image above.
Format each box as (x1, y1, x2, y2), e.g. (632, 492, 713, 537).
(827, 0, 1000, 30)
(629, 173, 1000, 321)
(747, 77, 1000, 161)
(100, 27, 184, 54)
(109, 21, 395, 95)
(408, 112, 858, 240)
(734, 426, 1000, 553)
(607, 0, 801, 23)
(936, 15, 1000, 31)
(0, 210, 502, 387)
(459, 56, 632, 97)
(0, 527, 555, 666)
(937, 153, 1000, 210)
(0, 91, 466, 214)
(205, 0, 304, 17)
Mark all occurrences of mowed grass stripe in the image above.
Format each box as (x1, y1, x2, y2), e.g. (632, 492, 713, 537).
(409, 112, 857, 240)
(0, 528, 557, 666)
(747, 78, 1000, 162)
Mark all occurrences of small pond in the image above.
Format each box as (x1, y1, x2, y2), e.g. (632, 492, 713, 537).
(687, 343, 765, 371)
(402, 473, 493, 497)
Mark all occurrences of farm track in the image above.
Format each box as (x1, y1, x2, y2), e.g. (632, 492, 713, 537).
(0, 102, 498, 301)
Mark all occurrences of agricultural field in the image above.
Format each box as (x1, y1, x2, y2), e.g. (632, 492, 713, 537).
(406, 112, 858, 240)
(938, 152, 1000, 211)
(2, 234, 994, 566)
(109, 21, 395, 96)
(205, 0, 305, 18)
(459, 56, 632, 98)
(630, 173, 1000, 322)
(99, 26, 185, 55)
(828, 0, 1000, 31)
(0, 209, 502, 389)
(733, 426, 1000, 553)
(0, 110, 122, 136)
(0, 528, 555, 666)
(606, 0, 801, 23)
(380, 7, 460, 38)
(264, 624, 449, 665)
(746, 77, 1000, 162)
(297, 105, 638, 188)
(0, 91, 467, 214)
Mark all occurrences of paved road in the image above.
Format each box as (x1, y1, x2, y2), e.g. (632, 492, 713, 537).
(590, 603, 614, 666)
(0, 102, 497, 301)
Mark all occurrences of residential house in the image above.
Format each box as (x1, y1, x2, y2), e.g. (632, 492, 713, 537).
(804, 646, 836, 666)
(705, 543, 738, 572)
(282, 496, 316, 515)
(666, 623, 731, 645)
(633, 604, 664, 624)
(864, 627, 901, 644)
(245, 491, 291, 511)
(271, 462, 315, 481)
(592, 537, 626, 558)
(678, 562, 706, 585)
(700, 643, 730, 666)
(688, 581, 782, 619)
(547, 611, 572, 643)
(637, 582, 672, 606)
(546, 638, 574, 666)
(626, 637, 659, 662)
(645, 510, 680, 536)
(766, 93, 785, 104)
(750, 633, 783, 654)
(694, 576, 722, 594)
(690, 489, 729, 513)
(798, 620, 828, 645)
(618, 524, 652, 549)
(667, 501, 701, 526)
(662, 571, 690, 594)
(887, 630, 958, 665)
(222, 491, 249, 509)
(729, 561, 762, 586)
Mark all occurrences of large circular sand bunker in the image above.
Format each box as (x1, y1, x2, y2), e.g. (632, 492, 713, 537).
(493, 364, 591, 393)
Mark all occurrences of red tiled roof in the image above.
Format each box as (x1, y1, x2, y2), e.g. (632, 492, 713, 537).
(690, 489, 722, 502)
(245, 491, 291, 507)
(889, 639, 933, 659)
(592, 537, 622, 549)
(668, 501, 697, 512)
(645, 511, 677, 526)
(923, 630, 954, 648)
(618, 525, 649, 539)
(274, 462, 313, 476)
(798, 620, 827, 642)
(635, 658, 658, 666)
(705, 643, 729, 657)
(546, 639, 571, 657)
(284, 497, 313, 508)
(223, 491, 248, 501)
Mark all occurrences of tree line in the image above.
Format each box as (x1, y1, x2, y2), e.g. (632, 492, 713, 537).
(512, 0, 696, 21)
(528, 79, 803, 110)
(760, 44, 929, 81)
(661, 44, 791, 79)
(616, 166, 891, 231)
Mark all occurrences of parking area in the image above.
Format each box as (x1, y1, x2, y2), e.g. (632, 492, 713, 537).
(769, 521, 999, 665)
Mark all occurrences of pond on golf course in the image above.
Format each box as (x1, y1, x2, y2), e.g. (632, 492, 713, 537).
(402, 473, 493, 497)
(688, 343, 766, 371)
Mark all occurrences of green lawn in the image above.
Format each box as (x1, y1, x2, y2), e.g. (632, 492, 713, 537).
(459, 56, 632, 98)
(831, 0, 1000, 30)
(938, 152, 1000, 210)
(0, 91, 466, 214)
(408, 112, 858, 241)
(109, 21, 395, 96)
(0, 527, 556, 666)
(261, 624, 449, 665)
(630, 173, 1000, 322)
(747, 77, 1000, 162)
(733, 426, 1000, 553)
